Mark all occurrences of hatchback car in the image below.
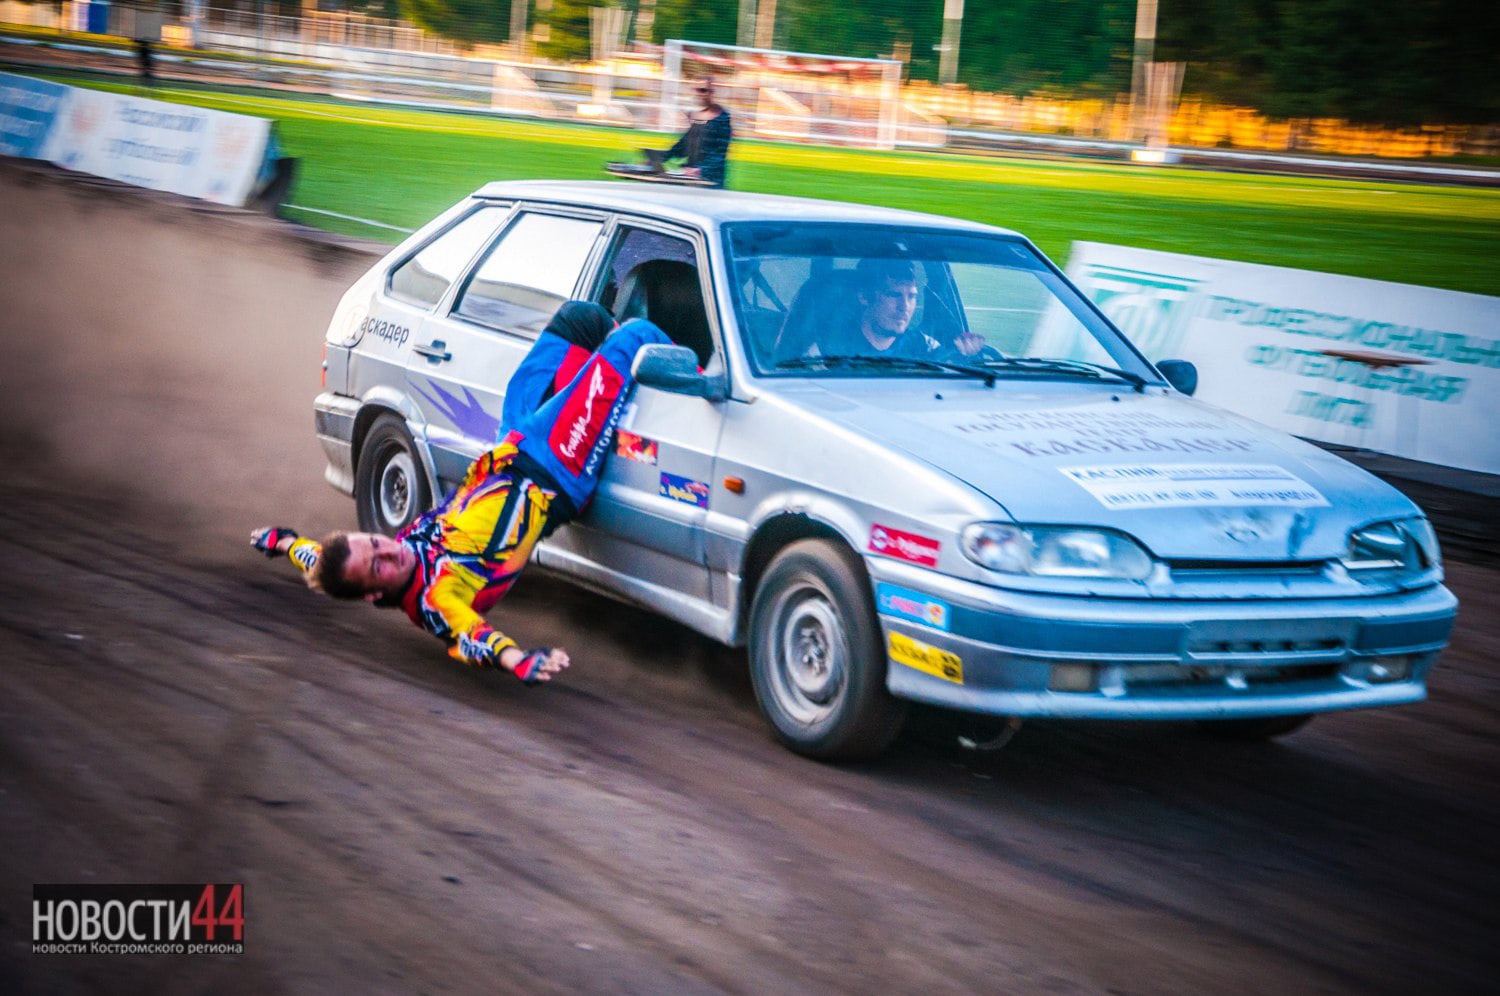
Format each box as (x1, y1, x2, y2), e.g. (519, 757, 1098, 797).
(314, 181, 1457, 758)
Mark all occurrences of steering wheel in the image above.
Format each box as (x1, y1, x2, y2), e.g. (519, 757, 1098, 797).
(933, 340, 1003, 364)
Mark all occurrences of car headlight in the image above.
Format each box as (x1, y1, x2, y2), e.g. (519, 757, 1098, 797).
(1343, 518, 1440, 572)
(960, 523, 1154, 579)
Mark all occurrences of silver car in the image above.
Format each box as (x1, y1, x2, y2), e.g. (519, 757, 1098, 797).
(314, 181, 1457, 758)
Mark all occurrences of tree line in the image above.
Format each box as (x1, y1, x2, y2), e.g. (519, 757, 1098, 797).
(377, 0, 1495, 126)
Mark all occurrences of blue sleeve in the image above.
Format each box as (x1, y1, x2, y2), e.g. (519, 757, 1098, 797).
(499, 332, 570, 438)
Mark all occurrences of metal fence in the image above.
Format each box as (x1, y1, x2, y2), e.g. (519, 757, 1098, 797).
(3, 3, 1494, 160)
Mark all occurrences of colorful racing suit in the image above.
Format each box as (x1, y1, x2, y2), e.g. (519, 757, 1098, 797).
(506, 318, 671, 515)
(274, 318, 671, 669)
(498, 300, 613, 435)
(281, 440, 553, 668)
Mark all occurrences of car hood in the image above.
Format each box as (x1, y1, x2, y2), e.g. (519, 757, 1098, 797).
(782, 380, 1419, 561)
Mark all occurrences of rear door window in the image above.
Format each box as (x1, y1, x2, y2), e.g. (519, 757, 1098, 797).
(388, 206, 510, 308)
(453, 212, 604, 337)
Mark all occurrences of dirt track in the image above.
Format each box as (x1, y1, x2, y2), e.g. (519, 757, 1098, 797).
(2, 162, 1498, 994)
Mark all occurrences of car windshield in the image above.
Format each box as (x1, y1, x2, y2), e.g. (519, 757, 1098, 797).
(725, 222, 1156, 384)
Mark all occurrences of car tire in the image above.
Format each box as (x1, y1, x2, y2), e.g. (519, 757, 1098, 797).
(748, 539, 908, 760)
(355, 414, 430, 536)
(1196, 714, 1313, 741)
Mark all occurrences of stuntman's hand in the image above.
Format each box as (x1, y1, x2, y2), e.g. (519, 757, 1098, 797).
(503, 647, 571, 684)
(250, 526, 299, 558)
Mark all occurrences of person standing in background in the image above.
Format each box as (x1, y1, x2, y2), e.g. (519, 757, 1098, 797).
(660, 76, 733, 188)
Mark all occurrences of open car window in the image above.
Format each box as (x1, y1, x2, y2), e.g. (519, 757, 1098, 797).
(596, 224, 715, 367)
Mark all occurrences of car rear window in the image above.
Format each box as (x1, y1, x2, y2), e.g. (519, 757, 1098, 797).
(388, 206, 509, 308)
(453, 213, 603, 337)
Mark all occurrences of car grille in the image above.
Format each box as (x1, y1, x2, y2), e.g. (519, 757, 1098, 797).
(1186, 635, 1347, 657)
(1166, 559, 1327, 582)
(1123, 662, 1341, 689)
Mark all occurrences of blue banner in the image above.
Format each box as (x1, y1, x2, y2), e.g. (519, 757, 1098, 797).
(0, 72, 70, 159)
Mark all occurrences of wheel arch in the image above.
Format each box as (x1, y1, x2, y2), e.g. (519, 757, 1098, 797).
(735, 510, 870, 646)
(352, 401, 439, 504)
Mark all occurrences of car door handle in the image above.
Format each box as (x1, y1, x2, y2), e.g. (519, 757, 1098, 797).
(413, 340, 452, 363)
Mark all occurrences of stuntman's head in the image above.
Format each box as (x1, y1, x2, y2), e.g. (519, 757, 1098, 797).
(310, 531, 416, 600)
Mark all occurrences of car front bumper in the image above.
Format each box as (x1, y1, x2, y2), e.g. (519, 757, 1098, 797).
(868, 559, 1457, 720)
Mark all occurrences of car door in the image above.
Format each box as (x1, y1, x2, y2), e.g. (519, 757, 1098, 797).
(538, 219, 725, 606)
(405, 206, 607, 492)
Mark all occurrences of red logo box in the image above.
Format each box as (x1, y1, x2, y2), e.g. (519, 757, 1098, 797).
(869, 524, 940, 567)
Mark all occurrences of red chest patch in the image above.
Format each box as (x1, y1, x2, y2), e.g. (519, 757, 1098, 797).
(548, 357, 624, 475)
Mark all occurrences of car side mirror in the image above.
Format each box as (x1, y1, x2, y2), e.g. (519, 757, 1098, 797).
(632, 343, 727, 401)
(1157, 358, 1198, 397)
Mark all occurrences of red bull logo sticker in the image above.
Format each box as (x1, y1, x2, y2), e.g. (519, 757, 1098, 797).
(659, 473, 709, 508)
(616, 430, 658, 465)
(869, 524, 940, 567)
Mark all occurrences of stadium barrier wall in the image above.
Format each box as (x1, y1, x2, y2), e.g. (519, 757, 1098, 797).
(1066, 242, 1500, 476)
(0, 70, 272, 206)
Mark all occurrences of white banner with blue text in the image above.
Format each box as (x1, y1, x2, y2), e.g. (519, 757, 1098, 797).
(1066, 242, 1500, 476)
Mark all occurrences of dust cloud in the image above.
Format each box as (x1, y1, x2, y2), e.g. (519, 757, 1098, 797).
(0, 161, 383, 560)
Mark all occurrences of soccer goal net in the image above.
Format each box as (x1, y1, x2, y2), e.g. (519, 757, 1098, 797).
(660, 39, 941, 151)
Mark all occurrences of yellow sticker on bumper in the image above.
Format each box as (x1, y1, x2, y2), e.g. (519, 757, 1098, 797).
(889, 631, 964, 684)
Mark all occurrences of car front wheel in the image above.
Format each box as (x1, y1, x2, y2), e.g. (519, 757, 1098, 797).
(355, 413, 430, 536)
(749, 539, 907, 760)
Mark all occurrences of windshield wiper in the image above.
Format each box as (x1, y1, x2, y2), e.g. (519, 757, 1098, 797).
(776, 353, 996, 387)
(975, 356, 1149, 392)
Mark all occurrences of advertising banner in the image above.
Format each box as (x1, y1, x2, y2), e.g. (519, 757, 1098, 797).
(1066, 242, 1500, 476)
(0, 72, 70, 158)
(39, 85, 270, 205)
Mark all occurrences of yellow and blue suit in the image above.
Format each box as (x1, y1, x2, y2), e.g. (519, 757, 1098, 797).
(284, 439, 553, 668)
(277, 318, 670, 670)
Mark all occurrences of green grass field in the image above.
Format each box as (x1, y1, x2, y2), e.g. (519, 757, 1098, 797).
(24, 72, 1500, 296)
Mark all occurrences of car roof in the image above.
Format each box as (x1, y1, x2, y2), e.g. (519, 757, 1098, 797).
(472, 180, 1023, 238)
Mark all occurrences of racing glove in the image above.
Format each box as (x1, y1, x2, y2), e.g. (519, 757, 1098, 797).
(511, 649, 556, 685)
(251, 527, 299, 558)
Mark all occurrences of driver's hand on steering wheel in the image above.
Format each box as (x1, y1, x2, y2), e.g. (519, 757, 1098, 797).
(952, 332, 986, 357)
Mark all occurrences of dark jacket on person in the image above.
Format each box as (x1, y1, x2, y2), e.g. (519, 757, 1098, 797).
(818, 315, 941, 360)
(667, 108, 733, 188)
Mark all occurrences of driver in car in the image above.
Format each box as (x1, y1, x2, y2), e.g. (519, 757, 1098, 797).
(817, 258, 985, 359)
(250, 308, 670, 685)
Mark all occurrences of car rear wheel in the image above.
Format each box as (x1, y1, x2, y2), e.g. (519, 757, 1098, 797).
(1197, 714, 1313, 741)
(749, 539, 907, 760)
(355, 414, 430, 536)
